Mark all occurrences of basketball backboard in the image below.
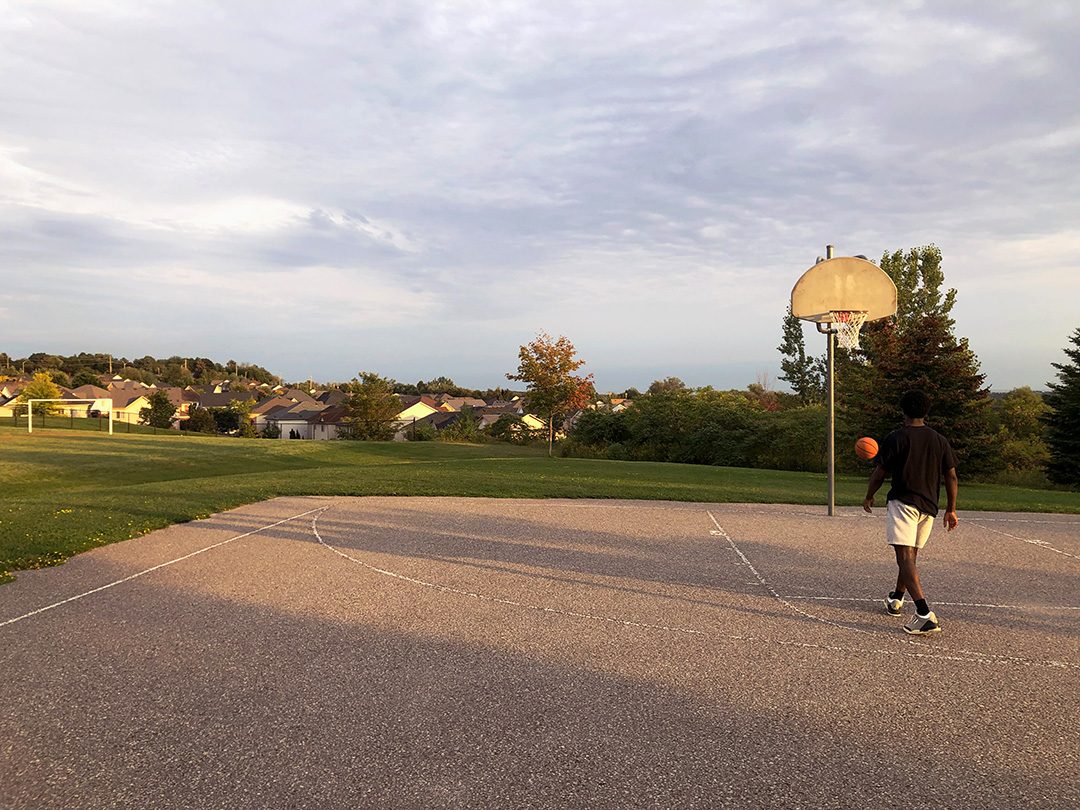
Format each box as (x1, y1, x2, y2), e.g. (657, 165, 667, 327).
(790, 256, 897, 323)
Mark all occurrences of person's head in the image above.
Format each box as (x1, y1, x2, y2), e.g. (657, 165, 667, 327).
(900, 389, 930, 420)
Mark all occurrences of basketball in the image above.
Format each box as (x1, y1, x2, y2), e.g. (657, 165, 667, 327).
(855, 436, 878, 460)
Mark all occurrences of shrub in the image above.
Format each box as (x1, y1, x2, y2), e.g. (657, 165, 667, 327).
(411, 422, 437, 441)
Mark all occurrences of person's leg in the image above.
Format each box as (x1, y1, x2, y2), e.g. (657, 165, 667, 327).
(892, 545, 924, 601)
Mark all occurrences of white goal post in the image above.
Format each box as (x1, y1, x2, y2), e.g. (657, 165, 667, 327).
(26, 399, 114, 435)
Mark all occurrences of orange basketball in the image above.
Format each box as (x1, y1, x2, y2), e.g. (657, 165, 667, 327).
(855, 437, 878, 460)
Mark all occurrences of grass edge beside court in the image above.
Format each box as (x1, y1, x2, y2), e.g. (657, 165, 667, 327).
(3, 427, 1078, 583)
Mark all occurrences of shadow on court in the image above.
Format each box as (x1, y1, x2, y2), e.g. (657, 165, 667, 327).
(1, 497, 1077, 808)
(2, 566, 1075, 810)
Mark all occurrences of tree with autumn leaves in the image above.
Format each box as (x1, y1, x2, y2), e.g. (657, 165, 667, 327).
(508, 332, 594, 456)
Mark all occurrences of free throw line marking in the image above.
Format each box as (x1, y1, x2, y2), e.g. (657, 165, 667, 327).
(0, 505, 328, 630)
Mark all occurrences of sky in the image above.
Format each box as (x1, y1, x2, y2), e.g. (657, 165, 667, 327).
(1, 1, 1078, 392)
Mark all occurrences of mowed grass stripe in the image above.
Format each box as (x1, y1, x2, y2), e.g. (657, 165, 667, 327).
(2, 426, 1078, 581)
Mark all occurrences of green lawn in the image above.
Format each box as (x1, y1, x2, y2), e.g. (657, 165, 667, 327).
(3, 426, 1078, 582)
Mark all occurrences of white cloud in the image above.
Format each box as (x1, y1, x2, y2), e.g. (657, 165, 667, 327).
(1, 1, 1078, 388)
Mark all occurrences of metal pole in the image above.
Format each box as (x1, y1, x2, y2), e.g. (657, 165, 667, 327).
(821, 244, 836, 516)
(27, 401, 33, 434)
(827, 329, 836, 516)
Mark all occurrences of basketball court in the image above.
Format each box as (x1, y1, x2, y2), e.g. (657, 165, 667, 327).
(2, 496, 1077, 808)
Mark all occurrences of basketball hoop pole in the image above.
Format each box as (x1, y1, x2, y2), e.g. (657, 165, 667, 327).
(791, 245, 896, 518)
(815, 244, 837, 516)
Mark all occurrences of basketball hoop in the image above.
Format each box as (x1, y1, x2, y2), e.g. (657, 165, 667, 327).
(832, 310, 868, 351)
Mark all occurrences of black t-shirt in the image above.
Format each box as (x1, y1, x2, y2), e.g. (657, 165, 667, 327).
(876, 425, 958, 516)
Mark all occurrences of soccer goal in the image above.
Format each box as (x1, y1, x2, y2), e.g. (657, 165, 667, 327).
(26, 399, 114, 435)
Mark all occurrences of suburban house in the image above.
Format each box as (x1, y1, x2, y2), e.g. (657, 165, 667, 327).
(67, 384, 114, 416)
(108, 391, 153, 423)
(2, 371, 548, 442)
(257, 402, 349, 440)
(394, 395, 441, 423)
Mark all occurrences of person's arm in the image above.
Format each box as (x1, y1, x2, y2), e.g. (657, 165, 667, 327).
(863, 464, 888, 513)
(944, 467, 959, 531)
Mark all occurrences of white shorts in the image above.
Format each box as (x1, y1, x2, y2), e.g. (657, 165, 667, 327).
(885, 500, 934, 549)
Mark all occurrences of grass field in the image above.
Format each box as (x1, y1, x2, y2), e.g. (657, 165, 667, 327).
(3, 425, 1079, 582)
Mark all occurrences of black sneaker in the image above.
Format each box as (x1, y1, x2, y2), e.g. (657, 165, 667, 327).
(903, 611, 941, 635)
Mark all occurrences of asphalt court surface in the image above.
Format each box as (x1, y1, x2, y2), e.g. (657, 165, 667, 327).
(1, 496, 1078, 808)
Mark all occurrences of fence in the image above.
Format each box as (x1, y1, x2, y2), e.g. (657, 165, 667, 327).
(5, 412, 212, 437)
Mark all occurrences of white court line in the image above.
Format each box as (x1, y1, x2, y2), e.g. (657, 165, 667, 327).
(723, 508, 1080, 528)
(0, 506, 328, 630)
(706, 511, 1077, 668)
(705, 511, 893, 643)
(310, 512, 1079, 671)
(784, 595, 1080, 611)
(959, 516, 1080, 526)
(966, 519, 1079, 561)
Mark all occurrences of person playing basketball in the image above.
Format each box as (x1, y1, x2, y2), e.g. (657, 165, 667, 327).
(863, 390, 959, 634)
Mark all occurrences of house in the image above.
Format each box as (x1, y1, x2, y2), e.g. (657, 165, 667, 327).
(259, 402, 349, 440)
(316, 389, 348, 407)
(190, 390, 261, 410)
(395, 395, 440, 423)
(66, 385, 114, 417)
(282, 388, 319, 403)
(250, 396, 298, 423)
(158, 387, 192, 422)
(108, 391, 153, 423)
(521, 413, 546, 431)
(0, 381, 27, 417)
(413, 411, 468, 433)
(438, 396, 487, 412)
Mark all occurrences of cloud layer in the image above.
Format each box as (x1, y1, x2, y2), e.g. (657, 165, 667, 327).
(2, 1, 1078, 389)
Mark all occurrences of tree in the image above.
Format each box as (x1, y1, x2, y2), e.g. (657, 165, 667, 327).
(437, 406, 481, 442)
(17, 372, 62, 415)
(485, 413, 540, 445)
(1045, 328, 1080, 486)
(210, 407, 240, 434)
(71, 368, 102, 387)
(837, 246, 996, 475)
(228, 398, 257, 437)
(182, 408, 215, 433)
(508, 332, 594, 456)
(116, 365, 156, 384)
(777, 305, 824, 404)
(161, 363, 195, 387)
(47, 369, 72, 388)
(988, 387, 1050, 475)
(139, 390, 177, 428)
(344, 372, 400, 440)
(647, 377, 686, 395)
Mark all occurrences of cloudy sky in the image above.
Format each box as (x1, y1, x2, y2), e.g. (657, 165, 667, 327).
(2, 1, 1077, 391)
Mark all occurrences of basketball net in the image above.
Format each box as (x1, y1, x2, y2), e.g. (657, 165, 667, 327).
(832, 311, 868, 351)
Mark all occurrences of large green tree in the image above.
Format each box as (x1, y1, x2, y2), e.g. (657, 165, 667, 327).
(992, 387, 1050, 474)
(1044, 328, 1080, 486)
(777, 305, 824, 404)
(508, 332, 594, 456)
(344, 372, 400, 440)
(838, 246, 996, 475)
